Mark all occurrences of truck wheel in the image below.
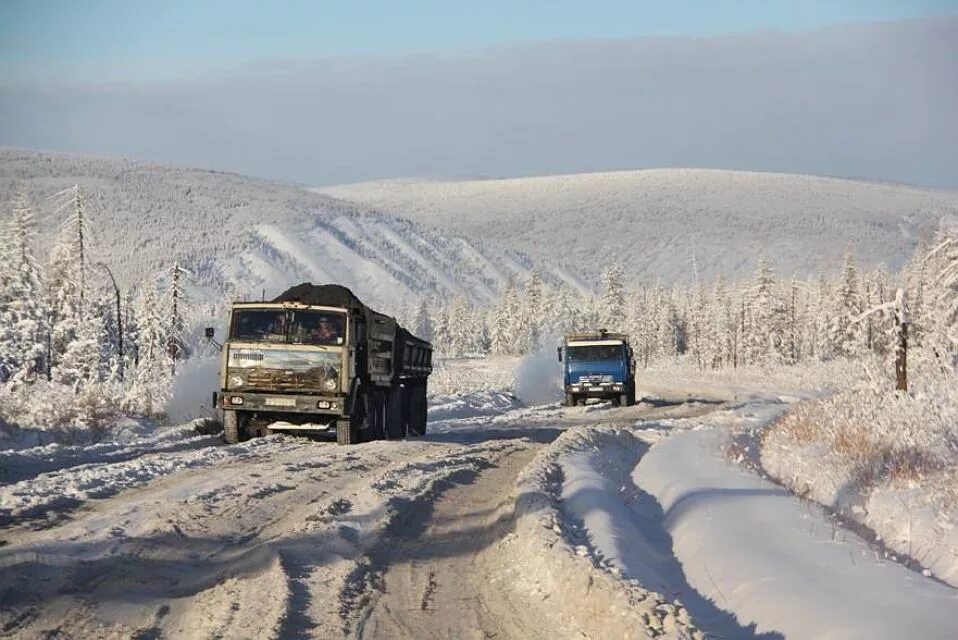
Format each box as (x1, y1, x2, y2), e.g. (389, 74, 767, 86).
(336, 419, 358, 445)
(366, 389, 386, 442)
(619, 394, 630, 407)
(386, 385, 406, 439)
(223, 409, 243, 444)
(407, 382, 427, 437)
(565, 393, 575, 407)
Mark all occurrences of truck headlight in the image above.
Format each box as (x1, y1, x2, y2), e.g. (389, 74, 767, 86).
(571, 386, 581, 392)
(612, 385, 622, 391)
(229, 375, 244, 387)
(323, 378, 337, 391)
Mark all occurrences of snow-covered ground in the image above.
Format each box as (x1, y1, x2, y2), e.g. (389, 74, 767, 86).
(3, 371, 958, 639)
(637, 401, 958, 639)
(760, 365, 958, 588)
(317, 168, 956, 283)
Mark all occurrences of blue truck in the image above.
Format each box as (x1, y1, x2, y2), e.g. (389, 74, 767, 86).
(557, 331, 636, 407)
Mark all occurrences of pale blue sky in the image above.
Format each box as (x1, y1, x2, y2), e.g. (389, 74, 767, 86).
(2, 0, 958, 83)
(1, 5, 956, 188)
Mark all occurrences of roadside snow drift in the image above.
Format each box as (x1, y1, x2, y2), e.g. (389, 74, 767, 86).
(636, 426, 958, 640)
(512, 426, 702, 639)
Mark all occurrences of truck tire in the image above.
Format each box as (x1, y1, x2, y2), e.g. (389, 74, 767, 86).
(407, 382, 427, 437)
(223, 410, 239, 444)
(385, 385, 406, 439)
(619, 393, 630, 407)
(565, 393, 575, 407)
(223, 409, 249, 444)
(336, 419, 358, 445)
(366, 388, 386, 442)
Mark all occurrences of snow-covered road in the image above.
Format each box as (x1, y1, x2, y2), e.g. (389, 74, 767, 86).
(2, 388, 956, 639)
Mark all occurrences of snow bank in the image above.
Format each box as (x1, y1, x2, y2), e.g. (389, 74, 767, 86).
(761, 363, 958, 586)
(639, 358, 861, 400)
(637, 418, 958, 639)
(0, 420, 214, 484)
(427, 390, 521, 422)
(0, 428, 268, 525)
(428, 356, 518, 396)
(510, 425, 702, 639)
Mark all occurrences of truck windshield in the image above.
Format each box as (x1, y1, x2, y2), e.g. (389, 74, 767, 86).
(230, 309, 288, 343)
(288, 310, 345, 345)
(230, 309, 346, 345)
(567, 345, 623, 361)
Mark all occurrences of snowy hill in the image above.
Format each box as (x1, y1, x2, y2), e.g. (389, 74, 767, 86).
(5, 149, 957, 315)
(0, 149, 559, 312)
(318, 169, 958, 283)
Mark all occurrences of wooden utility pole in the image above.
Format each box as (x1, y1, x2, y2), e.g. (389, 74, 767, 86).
(97, 263, 124, 380)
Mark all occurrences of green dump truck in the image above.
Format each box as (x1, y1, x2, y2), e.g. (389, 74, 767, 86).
(213, 283, 432, 445)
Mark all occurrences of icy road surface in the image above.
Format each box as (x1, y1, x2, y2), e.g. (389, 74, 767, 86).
(1, 389, 956, 639)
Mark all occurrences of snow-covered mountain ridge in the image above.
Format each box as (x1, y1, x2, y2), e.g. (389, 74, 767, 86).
(4, 148, 957, 314)
(318, 169, 958, 283)
(0, 149, 554, 311)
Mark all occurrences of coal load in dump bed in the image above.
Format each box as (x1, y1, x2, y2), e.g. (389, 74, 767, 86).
(272, 283, 385, 317)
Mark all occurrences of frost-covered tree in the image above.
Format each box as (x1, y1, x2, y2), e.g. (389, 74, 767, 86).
(599, 263, 626, 330)
(53, 308, 102, 390)
(446, 295, 472, 357)
(413, 298, 432, 341)
(780, 279, 804, 365)
(918, 223, 958, 366)
(165, 262, 190, 374)
(831, 253, 864, 358)
(127, 282, 170, 415)
(686, 284, 713, 369)
(431, 303, 451, 355)
(712, 277, 738, 368)
(45, 230, 84, 378)
(742, 257, 778, 364)
(0, 214, 16, 381)
(811, 273, 835, 360)
(2, 194, 47, 384)
(490, 279, 520, 356)
(863, 266, 893, 356)
(51, 185, 91, 311)
(552, 285, 582, 337)
(521, 269, 545, 352)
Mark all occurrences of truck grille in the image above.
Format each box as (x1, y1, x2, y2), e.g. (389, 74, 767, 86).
(244, 367, 335, 391)
(578, 374, 613, 384)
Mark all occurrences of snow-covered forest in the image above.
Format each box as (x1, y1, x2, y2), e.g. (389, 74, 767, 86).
(0, 187, 192, 429)
(413, 231, 952, 372)
(4, 167, 958, 444)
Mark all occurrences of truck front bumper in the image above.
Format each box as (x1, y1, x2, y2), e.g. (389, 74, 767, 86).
(219, 391, 346, 416)
(567, 384, 624, 396)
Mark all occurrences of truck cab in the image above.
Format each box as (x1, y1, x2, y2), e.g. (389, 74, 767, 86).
(557, 331, 636, 406)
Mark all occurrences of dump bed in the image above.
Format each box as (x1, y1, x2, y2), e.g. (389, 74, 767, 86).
(272, 282, 432, 382)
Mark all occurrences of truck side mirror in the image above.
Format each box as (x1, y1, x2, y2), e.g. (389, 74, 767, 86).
(205, 327, 215, 339)
(557, 347, 562, 362)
